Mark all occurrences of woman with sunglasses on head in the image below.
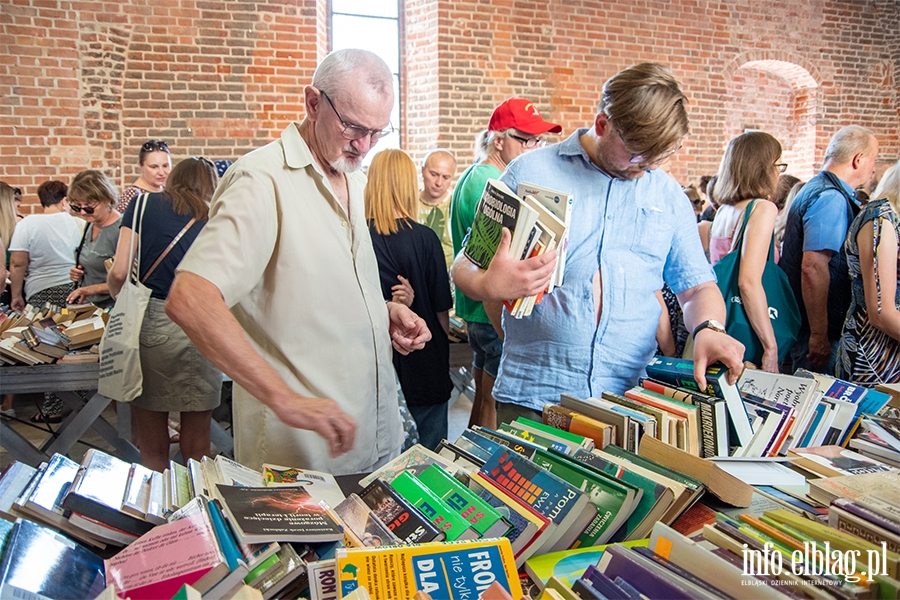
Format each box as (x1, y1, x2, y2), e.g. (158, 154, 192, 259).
(108, 157, 222, 472)
(66, 170, 122, 308)
(116, 139, 172, 212)
(708, 131, 786, 372)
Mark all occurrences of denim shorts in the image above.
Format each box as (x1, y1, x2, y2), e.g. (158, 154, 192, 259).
(466, 320, 503, 378)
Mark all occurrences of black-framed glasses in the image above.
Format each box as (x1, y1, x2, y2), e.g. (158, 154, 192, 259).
(509, 134, 545, 149)
(613, 123, 681, 165)
(70, 204, 97, 215)
(775, 163, 788, 173)
(142, 140, 169, 153)
(13, 187, 21, 195)
(319, 90, 393, 143)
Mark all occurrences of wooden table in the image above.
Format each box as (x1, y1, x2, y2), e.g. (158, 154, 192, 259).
(0, 363, 139, 466)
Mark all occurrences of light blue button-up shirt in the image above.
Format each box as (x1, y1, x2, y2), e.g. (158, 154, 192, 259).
(496, 129, 714, 409)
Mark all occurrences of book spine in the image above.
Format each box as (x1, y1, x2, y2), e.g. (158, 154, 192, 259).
(828, 507, 900, 553)
(690, 395, 717, 458)
(832, 499, 900, 536)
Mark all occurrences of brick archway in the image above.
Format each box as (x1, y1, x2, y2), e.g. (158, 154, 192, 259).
(723, 58, 820, 179)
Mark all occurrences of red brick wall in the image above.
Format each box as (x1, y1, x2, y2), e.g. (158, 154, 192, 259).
(2, 0, 898, 211)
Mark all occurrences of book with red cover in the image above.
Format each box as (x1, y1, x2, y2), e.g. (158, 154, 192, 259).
(104, 509, 229, 599)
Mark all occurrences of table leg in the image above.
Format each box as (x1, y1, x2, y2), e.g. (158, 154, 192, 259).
(42, 391, 111, 457)
(0, 421, 50, 467)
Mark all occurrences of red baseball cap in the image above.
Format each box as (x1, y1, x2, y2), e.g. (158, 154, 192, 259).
(488, 98, 562, 135)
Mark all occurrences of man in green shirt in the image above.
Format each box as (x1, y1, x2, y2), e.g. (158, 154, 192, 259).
(449, 98, 561, 429)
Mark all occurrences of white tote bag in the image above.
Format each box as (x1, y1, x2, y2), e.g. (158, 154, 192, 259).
(98, 194, 152, 402)
(97, 195, 197, 402)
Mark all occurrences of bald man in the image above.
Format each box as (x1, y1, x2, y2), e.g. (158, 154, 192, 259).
(417, 149, 458, 268)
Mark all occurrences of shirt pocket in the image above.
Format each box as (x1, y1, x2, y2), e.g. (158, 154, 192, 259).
(630, 206, 674, 264)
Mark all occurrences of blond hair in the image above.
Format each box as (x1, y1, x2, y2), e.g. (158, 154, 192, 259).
(873, 161, 900, 215)
(714, 131, 783, 206)
(599, 63, 689, 163)
(365, 149, 418, 235)
(0, 182, 16, 249)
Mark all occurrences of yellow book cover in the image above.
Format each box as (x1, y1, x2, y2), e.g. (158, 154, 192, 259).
(335, 538, 522, 600)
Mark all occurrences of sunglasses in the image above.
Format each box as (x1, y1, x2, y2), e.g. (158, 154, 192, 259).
(142, 140, 169, 153)
(70, 204, 99, 215)
(13, 187, 21, 195)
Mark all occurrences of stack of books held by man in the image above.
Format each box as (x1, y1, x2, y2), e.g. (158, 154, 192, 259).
(0, 302, 107, 365)
(463, 178, 572, 318)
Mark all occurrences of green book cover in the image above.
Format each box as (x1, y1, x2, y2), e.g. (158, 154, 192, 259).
(513, 417, 589, 446)
(571, 448, 675, 541)
(498, 423, 570, 454)
(463, 179, 522, 269)
(602, 444, 704, 491)
(523, 538, 649, 587)
(530, 448, 638, 547)
(416, 464, 511, 538)
(388, 471, 479, 542)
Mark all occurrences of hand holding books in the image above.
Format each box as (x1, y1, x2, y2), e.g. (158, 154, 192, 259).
(454, 227, 557, 303)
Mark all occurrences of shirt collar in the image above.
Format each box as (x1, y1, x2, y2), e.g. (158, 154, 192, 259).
(281, 122, 316, 170)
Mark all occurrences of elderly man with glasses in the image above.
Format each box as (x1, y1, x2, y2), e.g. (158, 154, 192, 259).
(167, 49, 430, 475)
(453, 63, 746, 426)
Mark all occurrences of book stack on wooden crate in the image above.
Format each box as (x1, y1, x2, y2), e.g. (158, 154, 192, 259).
(0, 302, 107, 365)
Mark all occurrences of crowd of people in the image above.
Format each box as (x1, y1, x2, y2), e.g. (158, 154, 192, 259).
(1, 48, 898, 478)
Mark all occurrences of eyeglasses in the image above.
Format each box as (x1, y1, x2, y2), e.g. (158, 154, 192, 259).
(13, 188, 21, 195)
(613, 123, 681, 165)
(775, 163, 788, 173)
(142, 140, 169, 153)
(70, 204, 98, 215)
(509, 134, 545, 149)
(319, 90, 393, 143)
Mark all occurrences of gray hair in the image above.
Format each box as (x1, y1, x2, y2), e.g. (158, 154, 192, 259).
(312, 49, 393, 100)
(824, 125, 876, 165)
(473, 129, 516, 163)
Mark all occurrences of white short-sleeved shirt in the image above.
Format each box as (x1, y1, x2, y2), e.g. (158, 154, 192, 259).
(178, 123, 402, 475)
(8, 212, 84, 299)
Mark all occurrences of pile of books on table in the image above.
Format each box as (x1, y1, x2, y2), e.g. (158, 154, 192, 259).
(1, 365, 899, 599)
(0, 302, 107, 365)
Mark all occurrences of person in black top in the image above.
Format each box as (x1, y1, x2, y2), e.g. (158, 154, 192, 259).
(365, 149, 453, 451)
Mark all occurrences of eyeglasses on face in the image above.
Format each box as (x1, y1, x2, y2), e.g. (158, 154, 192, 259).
(319, 90, 393, 143)
(509, 134, 545, 149)
(613, 122, 681, 165)
(70, 204, 98, 215)
(775, 163, 788, 173)
(142, 140, 169, 153)
(13, 187, 21, 195)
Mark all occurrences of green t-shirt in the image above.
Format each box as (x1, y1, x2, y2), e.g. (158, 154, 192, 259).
(417, 194, 453, 269)
(449, 162, 501, 324)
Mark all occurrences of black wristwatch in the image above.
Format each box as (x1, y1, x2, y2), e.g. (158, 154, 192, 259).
(692, 319, 726, 339)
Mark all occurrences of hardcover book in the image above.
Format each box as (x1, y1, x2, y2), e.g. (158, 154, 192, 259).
(358, 478, 444, 545)
(104, 508, 230, 599)
(0, 519, 106, 600)
(388, 471, 480, 542)
(63, 448, 155, 536)
(416, 463, 511, 538)
(463, 178, 538, 269)
(789, 446, 895, 478)
(479, 447, 597, 552)
(334, 538, 522, 600)
(215, 484, 344, 544)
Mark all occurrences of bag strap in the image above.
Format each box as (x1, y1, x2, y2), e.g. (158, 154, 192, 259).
(731, 199, 778, 265)
(72, 223, 91, 290)
(140, 217, 198, 283)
